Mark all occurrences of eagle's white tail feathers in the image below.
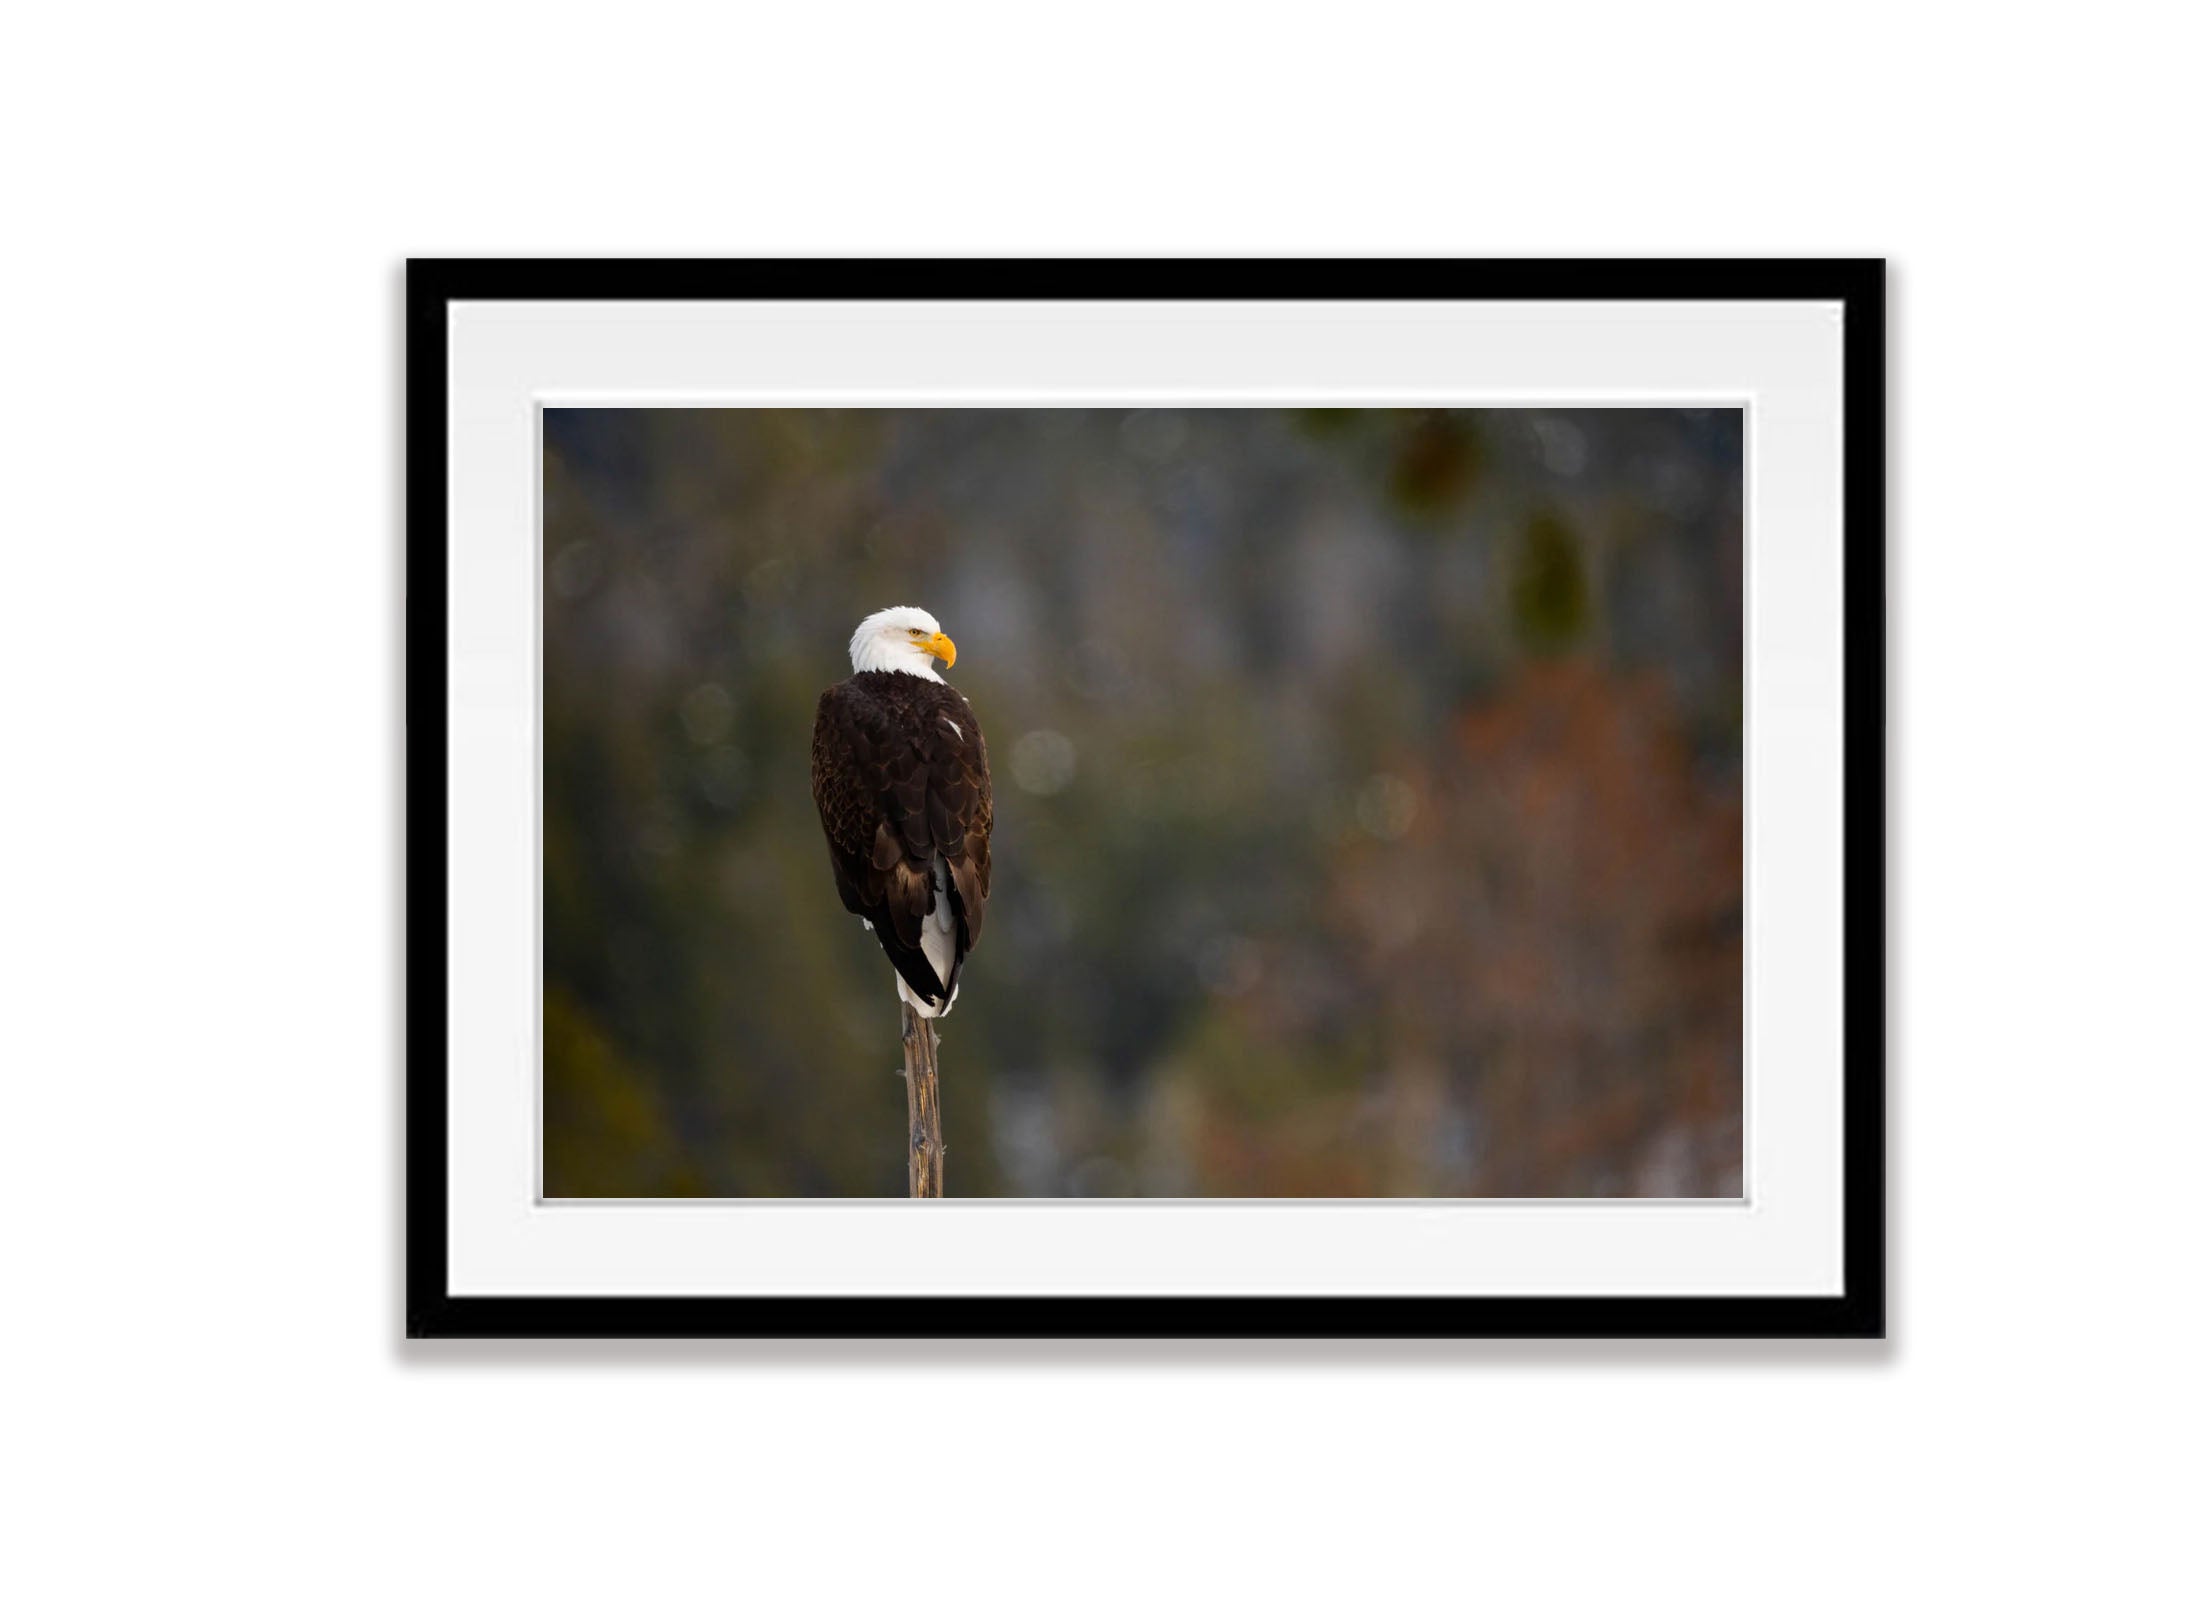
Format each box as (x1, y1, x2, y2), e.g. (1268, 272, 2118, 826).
(896, 971, 953, 1019)
(898, 861, 960, 1018)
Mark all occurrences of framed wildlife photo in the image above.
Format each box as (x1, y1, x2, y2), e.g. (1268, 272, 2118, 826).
(407, 259, 1885, 1338)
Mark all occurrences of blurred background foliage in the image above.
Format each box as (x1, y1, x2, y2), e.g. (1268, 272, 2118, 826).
(543, 407, 1743, 1198)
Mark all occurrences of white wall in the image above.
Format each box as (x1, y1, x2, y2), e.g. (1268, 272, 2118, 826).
(6, 4, 2193, 1594)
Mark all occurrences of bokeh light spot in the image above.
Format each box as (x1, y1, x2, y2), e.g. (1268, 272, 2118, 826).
(1354, 773, 1418, 841)
(1011, 730, 1078, 795)
(679, 682, 735, 745)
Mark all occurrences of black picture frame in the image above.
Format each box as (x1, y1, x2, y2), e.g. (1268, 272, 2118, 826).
(406, 258, 1886, 1339)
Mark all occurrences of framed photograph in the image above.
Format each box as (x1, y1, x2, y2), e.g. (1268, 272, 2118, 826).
(407, 259, 1884, 1338)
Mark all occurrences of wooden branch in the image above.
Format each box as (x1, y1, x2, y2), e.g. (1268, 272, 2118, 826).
(900, 1002, 945, 1198)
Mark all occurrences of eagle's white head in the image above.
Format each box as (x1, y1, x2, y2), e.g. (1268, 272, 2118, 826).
(849, 605, 958, 680)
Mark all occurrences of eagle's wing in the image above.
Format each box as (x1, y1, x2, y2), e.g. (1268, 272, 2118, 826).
(811, 681, 992, 1007)
(930, 698, 992, 975)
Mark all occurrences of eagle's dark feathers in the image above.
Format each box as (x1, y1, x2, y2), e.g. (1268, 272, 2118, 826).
(810, 670, 993, 1009)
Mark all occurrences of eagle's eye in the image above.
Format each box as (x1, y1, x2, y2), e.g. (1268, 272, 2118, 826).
(908, 627, 925, 637)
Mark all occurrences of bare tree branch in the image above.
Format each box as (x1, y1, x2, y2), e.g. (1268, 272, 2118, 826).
(900, 1003, 945, 1198)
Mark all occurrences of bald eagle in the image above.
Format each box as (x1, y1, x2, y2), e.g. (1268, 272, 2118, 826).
(810, 606, 994, 1019)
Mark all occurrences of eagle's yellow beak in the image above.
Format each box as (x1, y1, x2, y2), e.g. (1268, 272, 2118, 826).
(921, 631, 957, 668)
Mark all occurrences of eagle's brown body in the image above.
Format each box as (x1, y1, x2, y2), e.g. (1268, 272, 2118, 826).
(810, 669, 993, 1014)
